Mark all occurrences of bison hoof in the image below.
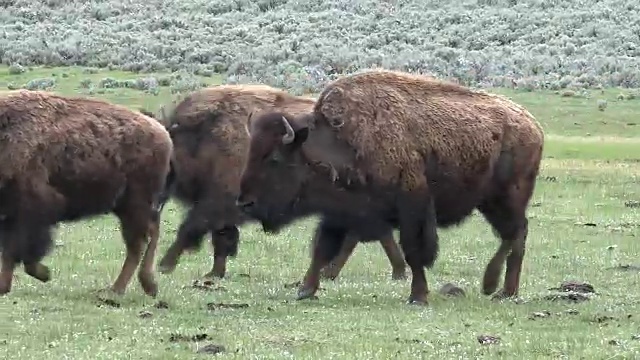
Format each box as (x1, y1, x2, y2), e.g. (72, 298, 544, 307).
(406, 298, 428, 306)
(406, 293, 428, 306)
(0, 285, 10, 296)
(139, 275, 158, 298)
(25, 263, 51, 283)
(202, 271, 224, 280)
(296, 287, 319, 301)
(391, 270, 407, 281)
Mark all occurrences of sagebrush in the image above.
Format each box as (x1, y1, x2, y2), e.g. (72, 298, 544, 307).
(2, 0, 640, 93)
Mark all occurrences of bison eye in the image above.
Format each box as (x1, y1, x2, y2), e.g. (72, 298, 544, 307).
(268, 150, 284, 165)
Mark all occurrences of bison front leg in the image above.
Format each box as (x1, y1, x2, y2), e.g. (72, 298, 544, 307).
(319, 233, 358, 280)
(0, 252, 16, 295)
(298, 221, 348, 301)
(157, 206, 210, 275)
(203, 225, 240, 279)
(398, 192, 439, 306)
(23, 263, 51, 283)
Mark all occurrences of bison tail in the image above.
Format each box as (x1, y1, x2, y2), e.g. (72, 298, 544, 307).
(421, 228, 439, 269)
(152, 159, 177, 222)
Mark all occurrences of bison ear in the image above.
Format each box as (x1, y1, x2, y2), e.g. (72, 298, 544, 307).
(290, 126, 309, 148)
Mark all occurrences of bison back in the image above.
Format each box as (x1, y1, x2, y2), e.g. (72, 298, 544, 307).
(313, 70, 543, 194)
(0, 90, 172, 188)
(167, 84, 315, 198)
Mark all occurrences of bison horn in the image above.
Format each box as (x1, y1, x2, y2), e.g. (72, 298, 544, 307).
(281, 116, 295, 145)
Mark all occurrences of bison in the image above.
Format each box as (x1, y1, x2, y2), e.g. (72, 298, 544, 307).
(0, 90, 173, 297)
(236, 69, 545, 305)
(149, 84, 406, 281)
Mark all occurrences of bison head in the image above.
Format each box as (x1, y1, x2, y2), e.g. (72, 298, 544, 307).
(235, 111, 310, 229)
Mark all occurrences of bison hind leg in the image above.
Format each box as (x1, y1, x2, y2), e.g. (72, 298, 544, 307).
(110, 188, 162, 298)
(478, 186, 532, 299)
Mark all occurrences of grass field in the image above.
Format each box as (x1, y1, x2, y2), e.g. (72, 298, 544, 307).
(0, 66, 639, 359)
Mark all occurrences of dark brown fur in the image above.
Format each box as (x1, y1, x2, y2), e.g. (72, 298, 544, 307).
(237, 69, 544, 305)
(0, 90, 172, 297)
(150, 84, 406, 280)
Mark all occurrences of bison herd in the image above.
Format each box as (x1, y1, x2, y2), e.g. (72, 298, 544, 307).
(0, 69, 544, 306)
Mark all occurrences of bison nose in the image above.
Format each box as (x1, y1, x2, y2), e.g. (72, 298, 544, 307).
(235, 195, 255, 211)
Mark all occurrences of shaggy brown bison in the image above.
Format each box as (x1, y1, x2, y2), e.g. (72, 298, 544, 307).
(0, 90, 173, 297)
(149, 84, 406, 281)
(236, 69, 545, 305)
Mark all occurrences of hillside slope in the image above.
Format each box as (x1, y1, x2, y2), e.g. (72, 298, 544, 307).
(2, 0, 640, 91)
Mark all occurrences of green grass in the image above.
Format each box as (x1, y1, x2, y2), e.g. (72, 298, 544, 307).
(0, 66, 639, 359)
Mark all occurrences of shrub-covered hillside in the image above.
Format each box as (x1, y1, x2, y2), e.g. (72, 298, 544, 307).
(2, 0, 640, 93)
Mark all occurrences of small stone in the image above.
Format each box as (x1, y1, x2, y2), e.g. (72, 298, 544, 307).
(528, 310, 551, 320)
(138, 311, 153, 319)
(439, 282, 465, 297)
(477, 334, 500, 345)
(197, 344, 225, 354)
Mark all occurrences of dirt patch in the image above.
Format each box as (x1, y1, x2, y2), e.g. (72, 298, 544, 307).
(592, 315, 616, 324)
(608, 264, 640, 272)
(528, 310, 551, 320)
(169, 333, 209, 342)
(544, 281, 595, 303)
(155, 300, 170, 309)
(477, 334, 500, 345)
(189, 279, 226, 292)
(624, 200, 640, 208)
(95, 297, 121, 308)
(138, 310, 153, 319)
(528, 309, 580, 320)
(394, 337, 429, 345)
(196, 344, 226, 354)
(206, 302, 249, 310)
(549, 281, 595, 294)
(575, 222, 597, 227)
(544, 292, 590, 303)
(438, 282, 465, 297)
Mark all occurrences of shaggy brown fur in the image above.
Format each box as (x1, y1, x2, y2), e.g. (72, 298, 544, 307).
(314, 69, 543, 192)
(0, 90, 172, 297)
(152, 84, 406, 280)
(237, 69, 544, 305)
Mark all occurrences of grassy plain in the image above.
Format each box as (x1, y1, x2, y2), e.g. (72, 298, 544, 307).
(0, 66, 639, 359)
